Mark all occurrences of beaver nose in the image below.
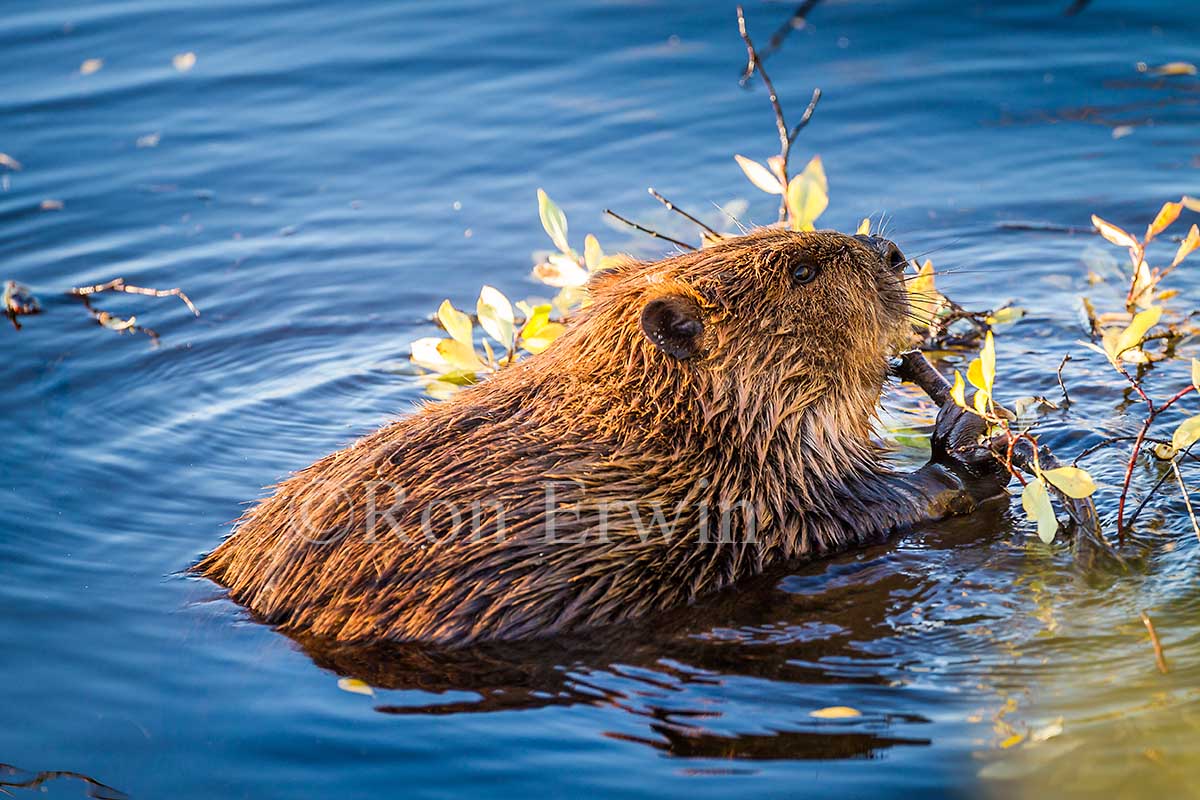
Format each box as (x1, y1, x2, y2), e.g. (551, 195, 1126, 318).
(854, 234, 909, 272)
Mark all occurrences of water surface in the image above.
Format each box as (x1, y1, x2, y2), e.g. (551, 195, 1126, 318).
(2, 1, 1199, 797)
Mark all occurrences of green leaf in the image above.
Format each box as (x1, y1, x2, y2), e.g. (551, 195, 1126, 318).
(537, 188, 570, 253)
(785, 156, 828, 232)
(1041, 466, 1097, 498)
(734, 154, 783, 195)
(436, 300, 472, 347)
(1171, 414, 1200, 451)
(1021, 478, 1059, 544)
(477, 285, 515, 350)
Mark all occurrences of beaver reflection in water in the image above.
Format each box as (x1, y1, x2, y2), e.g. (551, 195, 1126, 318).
(198, 228, 1007, 646)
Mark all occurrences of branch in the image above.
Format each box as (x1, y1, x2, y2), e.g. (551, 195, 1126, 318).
(1140, 611, 1169, 674)
(647, 188, 722, 239)
(893, 350, 1115, 561)
(69, 278, 200, 316)
(603, 210, 696, 251)
(738, 0, 823, 85)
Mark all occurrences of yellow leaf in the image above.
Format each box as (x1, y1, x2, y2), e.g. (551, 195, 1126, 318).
(521, 304, 552, 338)
(533, 254, 589, 288)
(1041, 466, 1097, 498)
(700, 231, 724, 248)
(1130, 259, 1156, 309)
(436, 339, 484, 372)
(522, 322, 565, 354)
(436, 300, 473, 347)
(1021, 479, 1058, 544)
(1146, 201, 1182, 242)
(810, 706, 862, 719)
(172, 52, 197, 72)
(1171, 415, 1200, 451)
(1183, 196, 1200, 213)
(986, 307, 1025, 326)
(1113, 306, 1162, 359)
(973, 388, 990, 415)
(766, 155, 787, 186)
(1171, 224, 1200, 268)
(477, 286, 515, 350)
(786, 156, 828, 232)
(1144, 61, 1197, 76)
(1091, 214, 1139, 250)
(951, 371, 966, 408)
(856, 217, 871, 235)
(537, 189, 570, 253)
(1192, 358, 1200, 392)
(0, 153, 22, 171)
(584, 234, 603, 272)
(967, 358, 986, 391)
(80, 58, 104, 75)
(734, 154, 784, 195)
(1000, 733, 1026, 749)
(909, 259, 936, 297)
(980, 331, 996, 393)
(410, 337, 451, 372)
(337, 678, 374, 697)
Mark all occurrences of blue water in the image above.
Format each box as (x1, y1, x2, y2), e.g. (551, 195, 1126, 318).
(3, 1, 1199, 798)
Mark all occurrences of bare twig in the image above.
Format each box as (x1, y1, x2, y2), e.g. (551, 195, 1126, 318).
(1140, 611, 1169, 674)
(1125, 441, 1200, 531)
(647, 188, 722, 239)
(1056, 354, 1072, 408)
(603, 210, 696, 251)
(788, 88, 822, 144)
(69, 278, 199, 317)
(736, 6, 821, 224)
(738, 0, 823, 85)
(1171, 461, 1200, 543)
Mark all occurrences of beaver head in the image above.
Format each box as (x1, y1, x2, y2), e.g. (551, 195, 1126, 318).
(542, 228, 912, 453)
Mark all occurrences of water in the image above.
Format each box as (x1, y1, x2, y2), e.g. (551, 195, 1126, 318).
(2, 0, 1199, 797)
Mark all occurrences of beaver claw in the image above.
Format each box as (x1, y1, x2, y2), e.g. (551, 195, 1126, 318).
(928, 398, 1010, 499)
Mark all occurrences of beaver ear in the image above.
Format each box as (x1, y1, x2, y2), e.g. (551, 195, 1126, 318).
(640, 295, 703, 360)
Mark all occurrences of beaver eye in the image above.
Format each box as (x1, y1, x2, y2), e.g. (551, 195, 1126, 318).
(792, 263, 819, 285)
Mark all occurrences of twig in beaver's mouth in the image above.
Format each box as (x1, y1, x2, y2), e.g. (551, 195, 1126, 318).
(892, 349, 1117, 561)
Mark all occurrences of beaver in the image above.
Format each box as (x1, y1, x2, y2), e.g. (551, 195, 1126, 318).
(197, 228, 1007, 646)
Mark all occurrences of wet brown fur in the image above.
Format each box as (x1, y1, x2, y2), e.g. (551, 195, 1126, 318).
(198, 229, 933, 646)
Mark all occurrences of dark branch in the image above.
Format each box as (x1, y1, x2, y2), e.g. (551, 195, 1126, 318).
(603, 209, 696, 251)
(647, 188, 722, 239)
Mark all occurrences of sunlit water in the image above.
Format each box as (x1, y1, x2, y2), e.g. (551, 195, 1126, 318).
(2, 1, 1198, 797)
